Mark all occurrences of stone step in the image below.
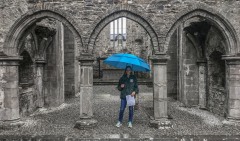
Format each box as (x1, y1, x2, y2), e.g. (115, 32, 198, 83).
(0, 135, 239, 141)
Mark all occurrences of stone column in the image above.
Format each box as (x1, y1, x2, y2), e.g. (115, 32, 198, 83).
(222, 55, 240, 121)
(75, 54, 97, 129)
(197, 59, 207, 109)
(149, 53, 171, 129)
(0, 54, 22, 121)
(35, 59, 45, 108)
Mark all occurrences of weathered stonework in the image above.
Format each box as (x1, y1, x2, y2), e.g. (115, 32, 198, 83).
(150, 54, 171, 128)
(206, 26, 227, 117)
(1, 0, 240, 123)
(93, 18, 151, 80)
(197, 59, 207, 109)
(75, 53, 97, 129)
(0, 54, 22, 120)
(222, 56, 240, 120)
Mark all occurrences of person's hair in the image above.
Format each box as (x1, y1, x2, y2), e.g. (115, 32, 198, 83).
(123, 66, 133, 75)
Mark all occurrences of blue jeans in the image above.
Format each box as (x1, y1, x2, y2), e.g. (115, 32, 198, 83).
(118, 99, 134, 123)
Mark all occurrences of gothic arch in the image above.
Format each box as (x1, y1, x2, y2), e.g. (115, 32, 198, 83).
(164, 3, 239, 55)
(86, 5, 159, 54)
(3, 6, 83, 56)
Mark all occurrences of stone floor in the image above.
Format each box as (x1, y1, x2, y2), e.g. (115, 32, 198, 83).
(0, 85, 240, 140)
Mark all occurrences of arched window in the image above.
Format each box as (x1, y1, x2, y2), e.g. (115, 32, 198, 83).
(110, 17, 126, 48)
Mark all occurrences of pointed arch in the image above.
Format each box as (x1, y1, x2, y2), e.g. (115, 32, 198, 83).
(164, 3, 239, 55)
(3, 7, 83, 56)
(86, 5, 159, 54)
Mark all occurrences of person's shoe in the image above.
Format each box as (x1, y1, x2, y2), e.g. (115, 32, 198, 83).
(115, 121, 122, 127)
(128, 122, 133, 128)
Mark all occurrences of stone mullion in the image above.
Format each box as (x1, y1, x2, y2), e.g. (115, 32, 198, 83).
(222, 55, 240, 121)
(150, 54, 171, 129)
(197, 59, 207, 109)
(75, 54, 97, 129)
(113, 20, 115, 48)
(35, 59, 45, 108)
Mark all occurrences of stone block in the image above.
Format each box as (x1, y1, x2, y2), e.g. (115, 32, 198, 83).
(229, 79, 240, 86)
(229, 67, 240, 75)
(153, 99, 167, 119)
(229, 99, 240, 109)
(0, 108, 20, 121)
(228, 108, 240, 119)
(81, 67, 89, 85)
(229, 86, 240, 100)
(187, 99, 199, 106)
(80, 86, 93, 118)
(8, 97, 19, 109)
(153, 84, 167, 99)
(4, 80, 18, 89)
(0, 109, 6, 120)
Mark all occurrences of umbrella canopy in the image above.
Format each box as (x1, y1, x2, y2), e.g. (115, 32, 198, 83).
(103, 53, 150, 72)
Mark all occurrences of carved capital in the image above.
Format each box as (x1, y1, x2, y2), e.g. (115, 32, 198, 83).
(150, 53, 170, 64)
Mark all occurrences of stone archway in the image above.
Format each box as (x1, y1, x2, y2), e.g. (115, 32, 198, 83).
(75, 5, 173, 129)
(164, 4, 239, 54)
(86, 5, 160, 54)
(3, 7, 83, 56)
(1, 7, 83, 121)
(163, 4, 240, 121)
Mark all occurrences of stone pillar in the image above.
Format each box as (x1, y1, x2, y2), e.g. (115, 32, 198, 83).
(75, 54, 97, 129)
(222, 55, 240, 121)
(35, 59, 45, 108)
(177, 24, 186, 105)
(197, 59, 207, 109)
(0, 54, 22, 121)
(149, 53, 171, 129)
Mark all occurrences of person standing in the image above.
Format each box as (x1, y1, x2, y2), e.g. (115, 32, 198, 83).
(116, 66, 139, 128)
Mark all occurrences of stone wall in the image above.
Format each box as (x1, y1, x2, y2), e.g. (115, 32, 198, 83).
(18, 34, 37, 116)
(93, 18, 151, 80)
(226, 61, 240, 120)
(206, 26, 227, 117)
(1, 0, 240, 53)
(1, 0, 240, 121)
(167, 30, 178, 98)
(183, 33, 199, 106)
(64, 25, 75, 97)
(19, 87, 36, 117)
(43, 22, 64, 107)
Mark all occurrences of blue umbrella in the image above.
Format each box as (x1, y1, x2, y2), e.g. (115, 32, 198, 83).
(103, 53, 150, 72)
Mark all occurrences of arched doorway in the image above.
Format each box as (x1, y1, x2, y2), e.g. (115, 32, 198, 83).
(164, 7, 239, 119)
(76, 6, 165, 129)
(1, 9, 83, 120)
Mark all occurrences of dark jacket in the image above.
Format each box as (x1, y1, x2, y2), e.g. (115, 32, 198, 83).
(117, 74, 139, 99)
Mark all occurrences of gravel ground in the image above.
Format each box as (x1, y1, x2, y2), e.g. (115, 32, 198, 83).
(0, 85, 240, 139)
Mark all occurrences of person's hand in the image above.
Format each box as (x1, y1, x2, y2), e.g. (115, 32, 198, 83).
(131, 91, 136, 97)
(121, 84, 125, 88)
